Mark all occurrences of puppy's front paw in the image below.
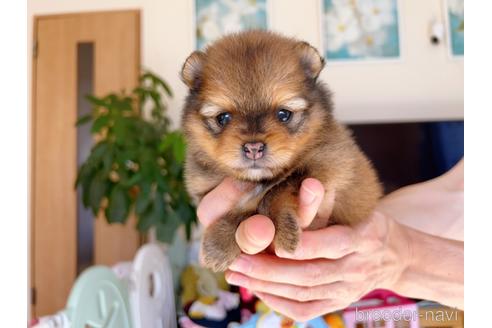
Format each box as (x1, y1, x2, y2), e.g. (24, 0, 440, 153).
(201, 219, 241, 272)
(274, 211, 300, 253)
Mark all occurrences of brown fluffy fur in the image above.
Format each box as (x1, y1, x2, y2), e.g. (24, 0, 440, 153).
(180, 31, 382, 272)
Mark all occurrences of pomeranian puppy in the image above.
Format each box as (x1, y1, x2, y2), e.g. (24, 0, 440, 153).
(181, 30, 382, 272)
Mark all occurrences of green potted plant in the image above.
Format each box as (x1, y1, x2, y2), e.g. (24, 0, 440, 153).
(75, 71, 196, 242)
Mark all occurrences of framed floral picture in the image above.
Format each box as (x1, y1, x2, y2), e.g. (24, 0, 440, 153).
(446, 0, 464, 57)
(321, 0, 401, 62)
(194, 0, 268, 50)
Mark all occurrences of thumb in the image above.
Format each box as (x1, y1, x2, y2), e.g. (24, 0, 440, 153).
(235, 215, 275, 255)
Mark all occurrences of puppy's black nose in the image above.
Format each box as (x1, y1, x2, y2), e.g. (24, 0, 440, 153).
(243, 142, 265, 160)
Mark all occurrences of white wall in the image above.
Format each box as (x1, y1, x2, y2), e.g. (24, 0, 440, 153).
(28, 0, 463, 126)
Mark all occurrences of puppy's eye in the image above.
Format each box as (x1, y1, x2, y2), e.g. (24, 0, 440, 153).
(277, 108, 292, 123)
(216, 112, 232, 127)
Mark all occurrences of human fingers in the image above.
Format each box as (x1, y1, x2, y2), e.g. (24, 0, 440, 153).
(297, 178, 325, 228)
(225, 271, 353, 302)
(196, 178, 252, 226)
(235, 214, 275, 255)
(228, 253, 345, 287)
(276, 224, 359, 260)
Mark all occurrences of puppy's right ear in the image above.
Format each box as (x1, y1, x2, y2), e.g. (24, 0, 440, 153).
(181, 51, 206, 90)
(295, 42, 325, 80)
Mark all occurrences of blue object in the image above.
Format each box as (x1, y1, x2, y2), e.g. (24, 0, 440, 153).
(236, 312, 330, 328)
(307, 317, 331, 328)
(421, 121, 463, 178)
(448, 8, 464, 55)
(235, 313, 259, 328)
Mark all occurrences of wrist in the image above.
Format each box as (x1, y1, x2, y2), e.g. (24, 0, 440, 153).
(371, 212, 413, 293)
(386, 223, 464, 309)
(386, 220, 415, 294)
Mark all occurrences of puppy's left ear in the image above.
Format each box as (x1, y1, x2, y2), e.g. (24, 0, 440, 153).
(181, 51, 207, 90)
(295, 42, 325, 80)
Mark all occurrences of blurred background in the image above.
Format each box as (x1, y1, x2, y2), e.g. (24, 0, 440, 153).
(28, 0, 463, 327)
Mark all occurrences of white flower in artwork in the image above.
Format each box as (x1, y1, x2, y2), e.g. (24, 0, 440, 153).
(197, 2, 222, 41)
(221, 0, 265, 32)
(324, 5, 361, 52)
(197, 0, 265, 45)
(347, 29, 388, 57)
(197, 2, 219, 24)
(201, 17, 222, 41)
(330, 0, 352, 8)
(448, 0, 464, 17)
(221, 0, 263, 16)
(358, 0, 395, 33)
(221, 11, 243, 34)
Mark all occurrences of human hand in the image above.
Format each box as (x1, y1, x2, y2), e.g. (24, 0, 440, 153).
(223, 200, 411, 322)
(197, 177, 411, 322)
(196, 177, 328, 256)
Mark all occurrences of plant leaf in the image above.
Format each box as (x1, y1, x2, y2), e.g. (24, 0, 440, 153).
(102, 147, 114, 174)
(136, 207, 156, 232)
(90, 142, 109, 162)
(152, 74, 173, 97)
(123, 172, 142, 188)
(91, 115, 110, 134)
(172, 133, 186, 164)
(155, 209, 180, 244)
(75, 70, 196, 240)
(76, 114, 92, 126)
(105, 187, 130, 223)
(80, 170, 95, 208)
(148, 90, 162, 109)
(137, 190, 163, 231)
(135, 183, 151, 215)
(89, 173, 108, 215)
(85, 94, 107, 107)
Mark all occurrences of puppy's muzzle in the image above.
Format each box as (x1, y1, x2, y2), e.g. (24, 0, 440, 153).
(243, 142, 265, 160)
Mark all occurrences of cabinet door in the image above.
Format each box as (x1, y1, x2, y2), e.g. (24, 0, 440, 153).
(31, 10, 141, 316)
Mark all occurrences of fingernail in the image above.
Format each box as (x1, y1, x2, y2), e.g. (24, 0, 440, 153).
(276, 246, 302, 259)
(275, 248, 287, 258)
(225, 272, 248, 287)
(276, 248, 292, 258)
(300, 184, 317, 205)
(229, 255, 252, 273)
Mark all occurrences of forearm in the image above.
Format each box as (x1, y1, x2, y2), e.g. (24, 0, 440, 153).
(378, 159, 464, 241)
(391, 223, 464, 309)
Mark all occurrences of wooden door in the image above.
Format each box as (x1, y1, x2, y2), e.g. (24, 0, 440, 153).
(31, 10, 141, 316)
